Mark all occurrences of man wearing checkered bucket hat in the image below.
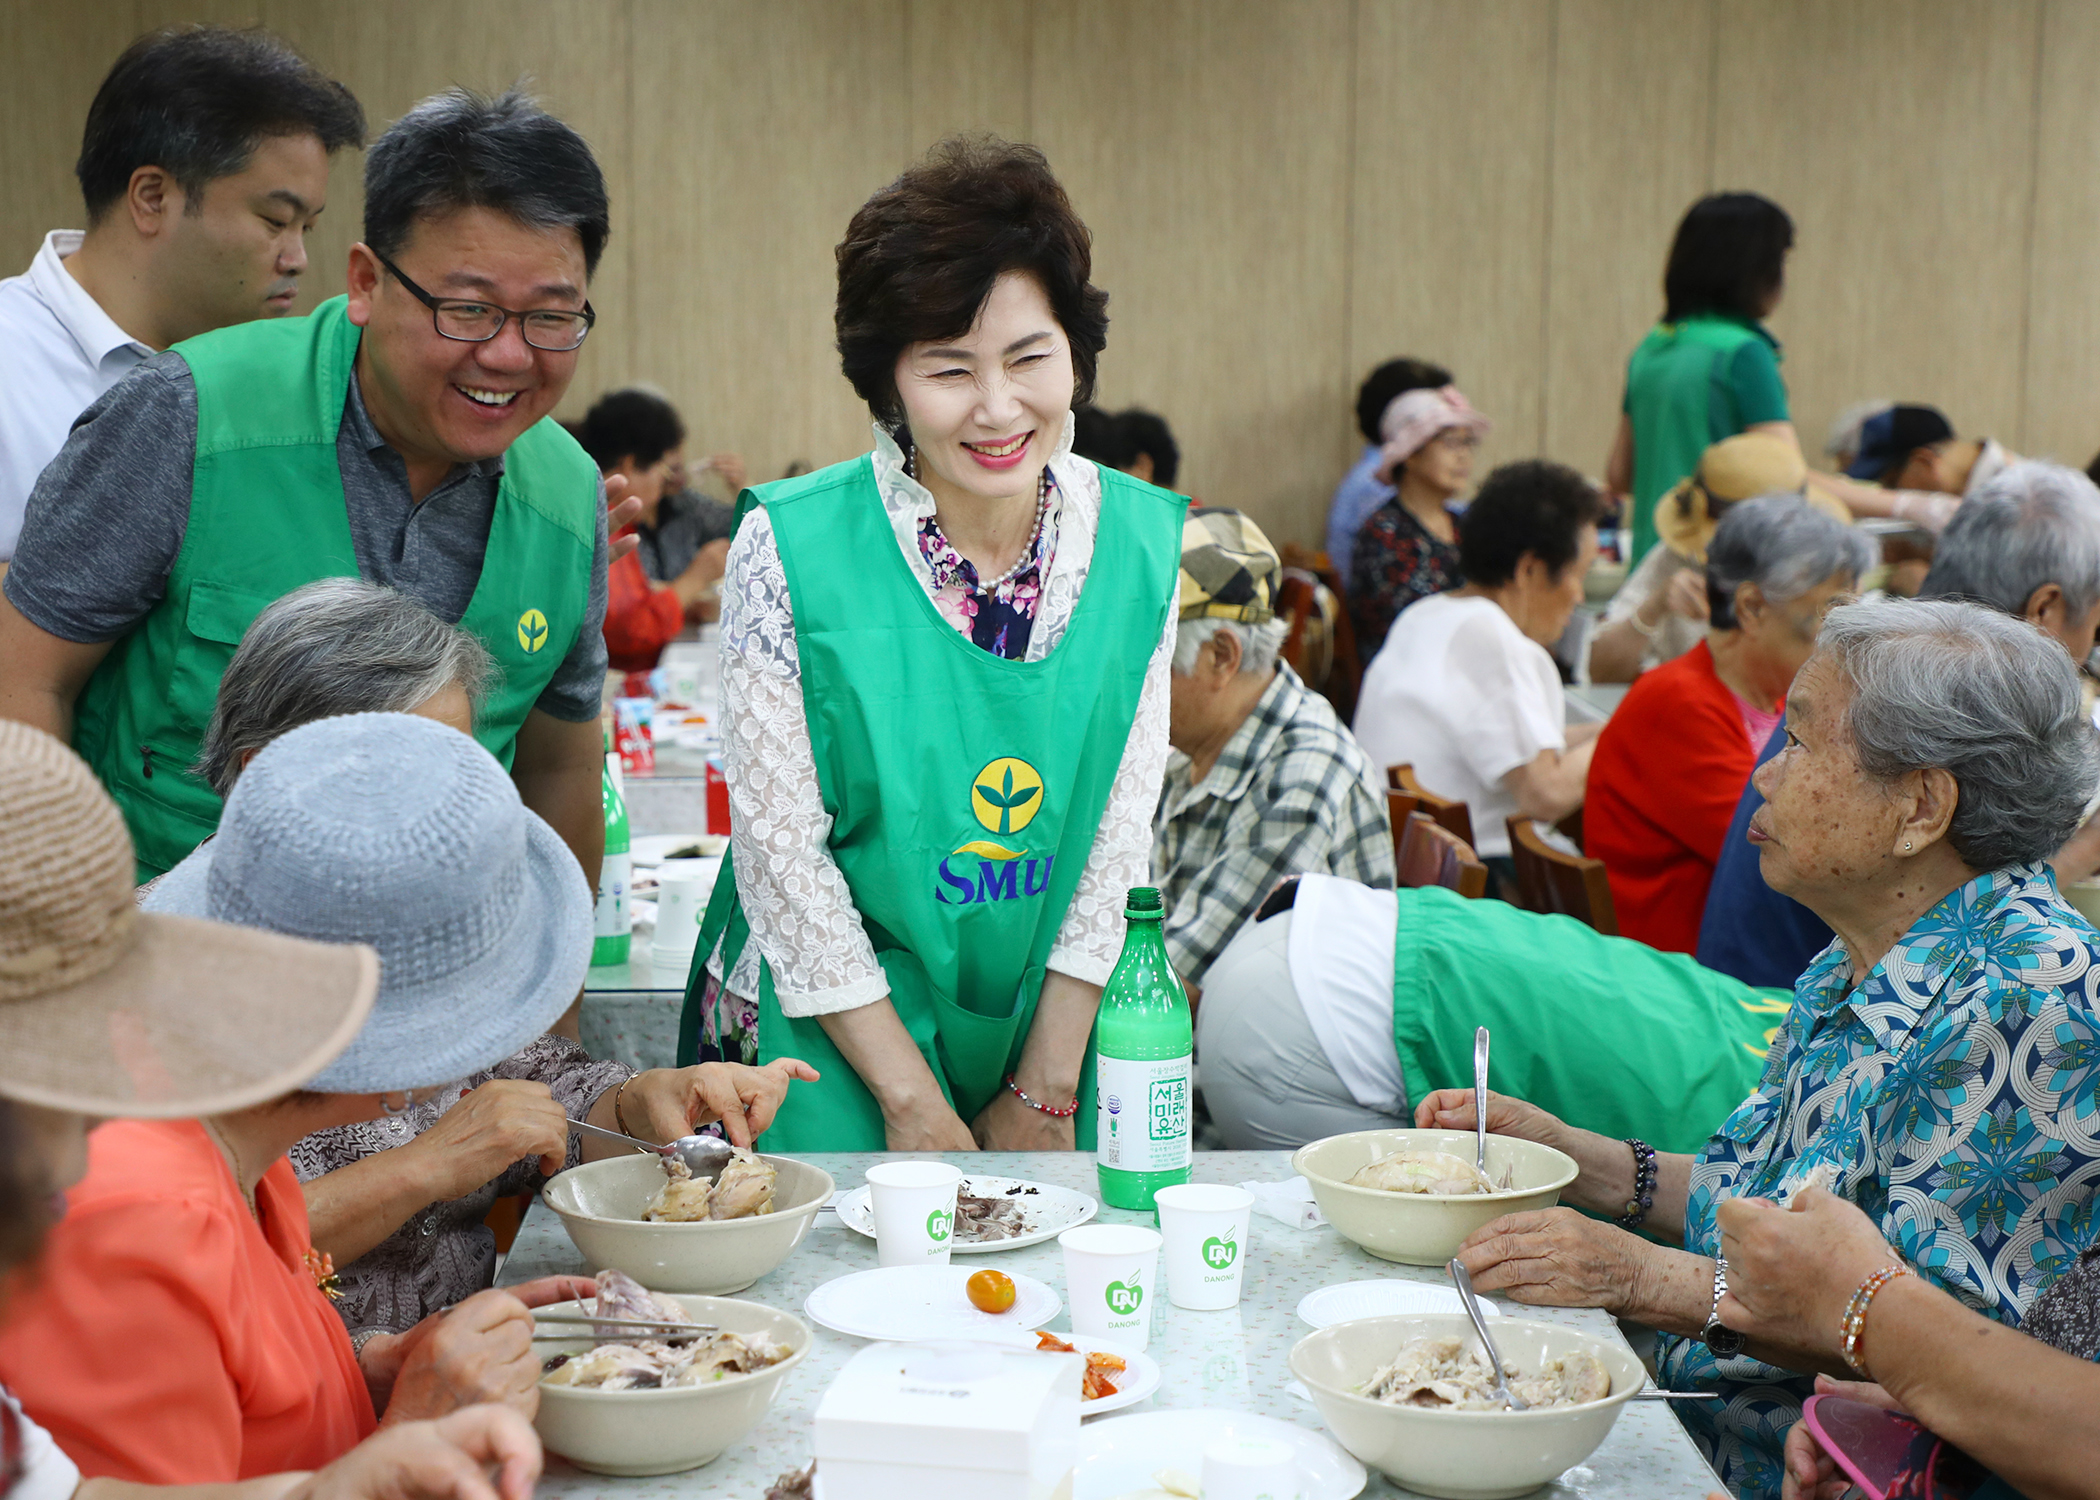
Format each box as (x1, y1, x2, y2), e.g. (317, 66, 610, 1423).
(1154, 508, 1395, 995)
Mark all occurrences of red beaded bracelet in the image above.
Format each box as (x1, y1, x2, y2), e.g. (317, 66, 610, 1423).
(1004, 1074, 1079, 1118)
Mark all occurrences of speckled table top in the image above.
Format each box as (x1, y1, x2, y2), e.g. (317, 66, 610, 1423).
(502, 1151, 1724, 1500)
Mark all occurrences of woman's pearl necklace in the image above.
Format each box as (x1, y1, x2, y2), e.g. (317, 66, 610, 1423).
(909, 443, 1053, 589)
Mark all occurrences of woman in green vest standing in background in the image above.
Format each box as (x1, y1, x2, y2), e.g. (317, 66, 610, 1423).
(1605, 193, 1801, 566)
(680, 137, 1186, 1152)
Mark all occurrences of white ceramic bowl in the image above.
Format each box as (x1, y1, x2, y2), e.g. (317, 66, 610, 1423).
(543, 1153, 834, 1294)
(1288, 1313, 1644, 1500)
(532, 1294, 811, 1475)
(1291, 1129, 1578, 1266)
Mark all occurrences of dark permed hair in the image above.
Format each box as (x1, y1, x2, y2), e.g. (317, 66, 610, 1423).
(76, 25, 364, 223)
(364, 87, 609, 278)
(835, 134, 1109, 431)
(577, 389, 686, 474)
(1457, 460, 1607, 588)
(1354, 357, 1454, 446)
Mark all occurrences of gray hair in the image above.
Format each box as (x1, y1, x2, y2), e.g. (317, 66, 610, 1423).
(1173, 616, 1290, 676)
(1817, 596, 2099, 869)
(1706, 492, 1877, 628)
(1920, 460, 2100, 621)
(195, 580, 497, 796)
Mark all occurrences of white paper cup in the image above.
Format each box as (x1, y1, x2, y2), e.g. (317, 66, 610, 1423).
(865, 1161, 963, 1268)
(1060, 1224, 1163, 1348)
(650, 857, 721, 969)
(1154, 1183, 1255, 1310)
(1201, 1434, 1300, 1500)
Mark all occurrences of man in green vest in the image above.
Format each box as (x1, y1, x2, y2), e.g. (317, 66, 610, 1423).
(0, 87, 640, 904)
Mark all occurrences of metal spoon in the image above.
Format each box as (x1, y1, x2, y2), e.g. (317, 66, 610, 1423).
(1472, 1026, 1491, 1178)
(1447, 1258, 1527, 1411)
(567, 1119, 735, 1183)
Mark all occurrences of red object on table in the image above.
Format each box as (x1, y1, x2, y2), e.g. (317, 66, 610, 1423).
(706, 759, 730, 833)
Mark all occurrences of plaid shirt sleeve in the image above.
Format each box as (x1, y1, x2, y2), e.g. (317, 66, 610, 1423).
(1161, 722, 1396, 983)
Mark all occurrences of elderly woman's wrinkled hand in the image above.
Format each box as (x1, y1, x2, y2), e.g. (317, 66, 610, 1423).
(367, 1278, 595, 1423)
(1780, 1374, 1906, 1500)
(408, 1080, 569, 1198)
(1412, 1087, 1567, 1148)
(1716, 1186, 1898, 1361)
(622, 1059, 821, 1147)
(1452, 1208, 1655, 1314)
(291, 1404, 543, 1500)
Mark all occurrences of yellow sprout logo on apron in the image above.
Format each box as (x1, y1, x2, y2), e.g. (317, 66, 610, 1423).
(938, 757, 1055, 906)
(516, 608, 550, 654)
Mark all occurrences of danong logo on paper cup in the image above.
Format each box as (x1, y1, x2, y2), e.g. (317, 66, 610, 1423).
(1104, 1271, 1144, 1316)
(926, 1206, 953, 1243)
(1202, 1227, 1239, 1270)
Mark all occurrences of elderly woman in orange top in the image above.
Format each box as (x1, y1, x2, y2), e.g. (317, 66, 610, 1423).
(1586, 493, 1871, 952)
(0, 714, 602, 1484)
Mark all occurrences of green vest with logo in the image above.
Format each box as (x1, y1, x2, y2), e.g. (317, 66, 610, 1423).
(73, 295, 598, 879)
(682, 455, 1185, 1150)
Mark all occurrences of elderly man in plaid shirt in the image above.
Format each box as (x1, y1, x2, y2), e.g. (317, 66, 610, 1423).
(1154, 510, 1394, 990)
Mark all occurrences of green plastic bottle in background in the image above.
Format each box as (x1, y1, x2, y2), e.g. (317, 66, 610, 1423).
(592, 754, 631, 967)
(1095, 886, 1193, 1211)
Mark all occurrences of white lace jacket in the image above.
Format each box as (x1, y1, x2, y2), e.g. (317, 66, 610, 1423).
(713, 421, 1175, 1018)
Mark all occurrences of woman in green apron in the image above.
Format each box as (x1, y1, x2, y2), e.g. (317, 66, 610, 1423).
(679, 136, 1186, 1152)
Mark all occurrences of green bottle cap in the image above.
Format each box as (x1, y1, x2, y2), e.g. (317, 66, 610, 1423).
(1124, 886, 1163, 914)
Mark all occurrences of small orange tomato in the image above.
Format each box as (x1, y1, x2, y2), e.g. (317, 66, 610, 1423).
(967, 1268, 1016, 1314)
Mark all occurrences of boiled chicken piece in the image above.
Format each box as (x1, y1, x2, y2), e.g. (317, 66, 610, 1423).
(706, 1148, 777, 1220)
(1347, 1149, 1496, 1196)
(590, 1267, 686, 1337)
(644, 1155, 713, 1221)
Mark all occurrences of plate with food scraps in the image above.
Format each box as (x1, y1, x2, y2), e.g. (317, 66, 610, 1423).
(834, 1174, 1097, 1251)
(1295, 1280, 1502, 1329)
(978, 1328, 1162, 1416)
(804, 1264, 1061, 1342)
(1073, 1409, 1366, 1500)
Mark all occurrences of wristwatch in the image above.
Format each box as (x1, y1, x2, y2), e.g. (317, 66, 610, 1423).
(1701, 1255, 1746, 1357)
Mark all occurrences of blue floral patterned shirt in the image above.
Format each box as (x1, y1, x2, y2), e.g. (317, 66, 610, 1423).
(1657, 862, 2100, 1500)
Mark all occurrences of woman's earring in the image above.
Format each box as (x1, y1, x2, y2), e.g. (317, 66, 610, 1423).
(1903, 841, 1913, 853)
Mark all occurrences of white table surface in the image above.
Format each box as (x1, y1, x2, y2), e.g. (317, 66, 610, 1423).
(502, 1150, 1725, 1499)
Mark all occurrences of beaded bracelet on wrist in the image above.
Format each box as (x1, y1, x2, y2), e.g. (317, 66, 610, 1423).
(1840, 1265, 1913, 1378)
(1004, 1074, 1079, 1118)
(1617, 1138, 1658, 1230)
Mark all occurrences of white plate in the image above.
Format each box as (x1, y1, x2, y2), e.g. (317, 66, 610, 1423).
(1074, 1409, 1366, 1500)
(834, 1174, 1098, 1252)
(979, 1330, 1163, 1416)
(630, 833, 727, 867)
(803, 1264, 1061, 1341)
(1295, 1280, 1502, 1329)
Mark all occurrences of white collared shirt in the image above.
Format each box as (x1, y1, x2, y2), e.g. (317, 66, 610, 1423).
(0, 230, 155, 558)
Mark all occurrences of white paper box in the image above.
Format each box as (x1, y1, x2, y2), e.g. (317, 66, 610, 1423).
(814, 1340, 1079, 1500)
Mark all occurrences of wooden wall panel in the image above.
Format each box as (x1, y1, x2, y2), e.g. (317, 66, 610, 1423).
(627, 0, 908, 482)
(1351, 0, 1554, 481)
(1710, 0, 2039, 465)
(908, 0, 1032, 150)
(0, 3, 149, 272)
(2023, 0, 2100, 466)
(1541, 0, 1715, 475)
(1032, 0, 1352, 537)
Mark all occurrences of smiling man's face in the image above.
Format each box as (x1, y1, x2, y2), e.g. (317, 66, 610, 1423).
(346, 204, 588, 478)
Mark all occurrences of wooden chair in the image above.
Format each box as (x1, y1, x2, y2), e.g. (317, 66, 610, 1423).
(1278, 544, 1365, 724)
(1396, 811, 1489, 899)
(1386, 764, 1476, 851)
(1384, 786, 1422, 865)
(1506, 815, 1619, 935)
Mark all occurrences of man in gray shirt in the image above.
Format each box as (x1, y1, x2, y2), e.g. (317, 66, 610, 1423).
(0, 87, 637, 897)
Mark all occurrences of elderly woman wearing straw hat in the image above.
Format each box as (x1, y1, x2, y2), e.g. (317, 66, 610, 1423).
(162, 577, 812, 1341)
(0, 713, 625, 1484)
(1344, 385, 1490, 657)
(0, 719, 547, 1499)
(1419, 598, 2100, 1500)
(681, 136, 1185, 1153)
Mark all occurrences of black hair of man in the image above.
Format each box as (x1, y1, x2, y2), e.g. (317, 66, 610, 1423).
(76, 26, 364, 225)
(1355, 358, 1454, 445)
(363, 87, 610, 278)
(1071, 405, 1133, 470)
(1663, 192, 1794, 324)
(1457, 460, 1606, 588)
(577, 389, 686, 475)
(1119, 408, 1180, 490)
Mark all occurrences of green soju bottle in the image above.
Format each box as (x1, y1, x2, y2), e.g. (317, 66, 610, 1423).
(1095, 886, 1193, 1211)
(592, 754, 631, 967)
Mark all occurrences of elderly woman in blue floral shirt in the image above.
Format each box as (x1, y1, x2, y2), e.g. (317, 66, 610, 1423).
(1415, 597, 2100, 1500)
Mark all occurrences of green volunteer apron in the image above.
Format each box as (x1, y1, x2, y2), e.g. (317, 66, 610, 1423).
(1388, 886, 1791, 1154)
(72, 296, 599, 879)
(680, 455, 1184, 1149)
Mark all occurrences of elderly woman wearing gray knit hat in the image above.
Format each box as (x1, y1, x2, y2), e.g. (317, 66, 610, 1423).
(146, 578, 814, 1342)
(0, 714, 593, 1484)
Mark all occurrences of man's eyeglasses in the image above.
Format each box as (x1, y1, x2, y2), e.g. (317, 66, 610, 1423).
(376, 253, 595, 352)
